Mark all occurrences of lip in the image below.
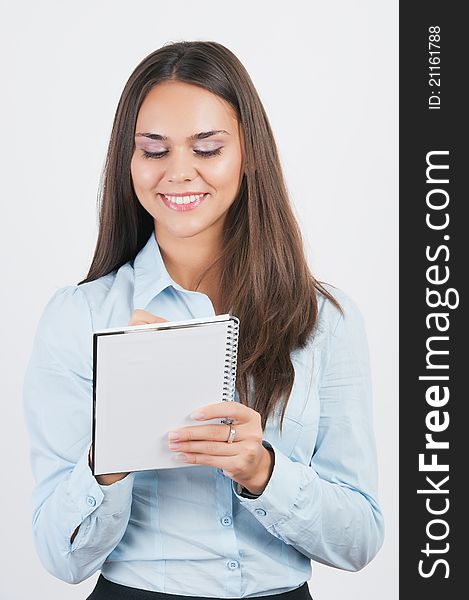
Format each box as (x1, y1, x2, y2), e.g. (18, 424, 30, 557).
(160, 192, 206, 197)
(159, 192, 208, 212)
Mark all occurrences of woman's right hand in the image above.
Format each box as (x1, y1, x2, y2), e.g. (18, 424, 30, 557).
(89, 445, 130, 485)
(90, 309, 170, 486)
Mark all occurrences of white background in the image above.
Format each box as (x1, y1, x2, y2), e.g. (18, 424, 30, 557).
(1, 1, 398, 598)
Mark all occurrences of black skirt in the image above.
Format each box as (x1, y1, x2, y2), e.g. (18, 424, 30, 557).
(86, 574, 313, 600)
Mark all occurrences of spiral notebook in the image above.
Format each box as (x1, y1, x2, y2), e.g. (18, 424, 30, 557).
(91, 314, 240, 475)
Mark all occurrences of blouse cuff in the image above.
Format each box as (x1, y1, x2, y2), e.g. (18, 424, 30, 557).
(65, 443, 136, 521)
(232, 440, 312, 530)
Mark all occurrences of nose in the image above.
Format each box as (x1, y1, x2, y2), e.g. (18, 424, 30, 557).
(165, 147, 197, 183)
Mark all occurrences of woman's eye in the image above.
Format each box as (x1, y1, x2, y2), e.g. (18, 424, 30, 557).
(142, 150, 167, 159)
(141, 148, 223, 160)
(194, 148, 223, 157)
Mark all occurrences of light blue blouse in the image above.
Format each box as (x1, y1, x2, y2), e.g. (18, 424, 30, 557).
(23, 230, 384, 597)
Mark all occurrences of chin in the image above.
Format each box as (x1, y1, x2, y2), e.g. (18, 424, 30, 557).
(157, 222, 212, 240)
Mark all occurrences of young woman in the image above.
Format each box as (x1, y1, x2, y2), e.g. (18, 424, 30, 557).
(23, 41, 384, 600)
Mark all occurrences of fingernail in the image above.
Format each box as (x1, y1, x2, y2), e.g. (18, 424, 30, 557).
(175, 453, 188, 462)
(168, 431, 180, 441)
(190, 411, 204, 420)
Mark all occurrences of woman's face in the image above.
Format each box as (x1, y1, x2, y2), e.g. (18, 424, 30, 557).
(131, 81, 245, 243)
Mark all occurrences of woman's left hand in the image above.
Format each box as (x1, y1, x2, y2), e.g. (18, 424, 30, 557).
(167, 402, 274, 495)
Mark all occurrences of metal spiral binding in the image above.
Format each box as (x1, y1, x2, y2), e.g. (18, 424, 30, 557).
(220, 316, 240, 425)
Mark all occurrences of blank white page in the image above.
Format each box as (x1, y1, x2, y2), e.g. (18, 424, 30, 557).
(93, 320, 231, 474)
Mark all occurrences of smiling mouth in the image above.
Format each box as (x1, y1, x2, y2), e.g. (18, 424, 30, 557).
(162, 193, 206, 204)
(159, 193, 208, 211)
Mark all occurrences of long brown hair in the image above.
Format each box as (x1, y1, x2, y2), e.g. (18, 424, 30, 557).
(78, 41, 342, 432)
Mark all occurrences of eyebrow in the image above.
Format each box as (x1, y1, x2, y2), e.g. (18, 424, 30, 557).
(135, 130, 230, 141)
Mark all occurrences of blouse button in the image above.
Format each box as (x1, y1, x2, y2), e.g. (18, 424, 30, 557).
(86, 495, 96, 507)
(221, 516, 232, 526)
(254, 508, 266, 516)
(227, 560, 239, 570)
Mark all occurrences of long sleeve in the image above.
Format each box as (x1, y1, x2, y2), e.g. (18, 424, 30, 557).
(23, 286, 136, 584)
(232, 293, 385, 571)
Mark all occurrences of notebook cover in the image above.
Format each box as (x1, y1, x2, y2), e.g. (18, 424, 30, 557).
(91, 315, 239, 475)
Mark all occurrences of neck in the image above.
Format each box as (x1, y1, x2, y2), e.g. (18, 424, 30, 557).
(154, 226, 222, 294)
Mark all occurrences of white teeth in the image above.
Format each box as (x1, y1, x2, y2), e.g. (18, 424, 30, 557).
(164, 193, 205, 204)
